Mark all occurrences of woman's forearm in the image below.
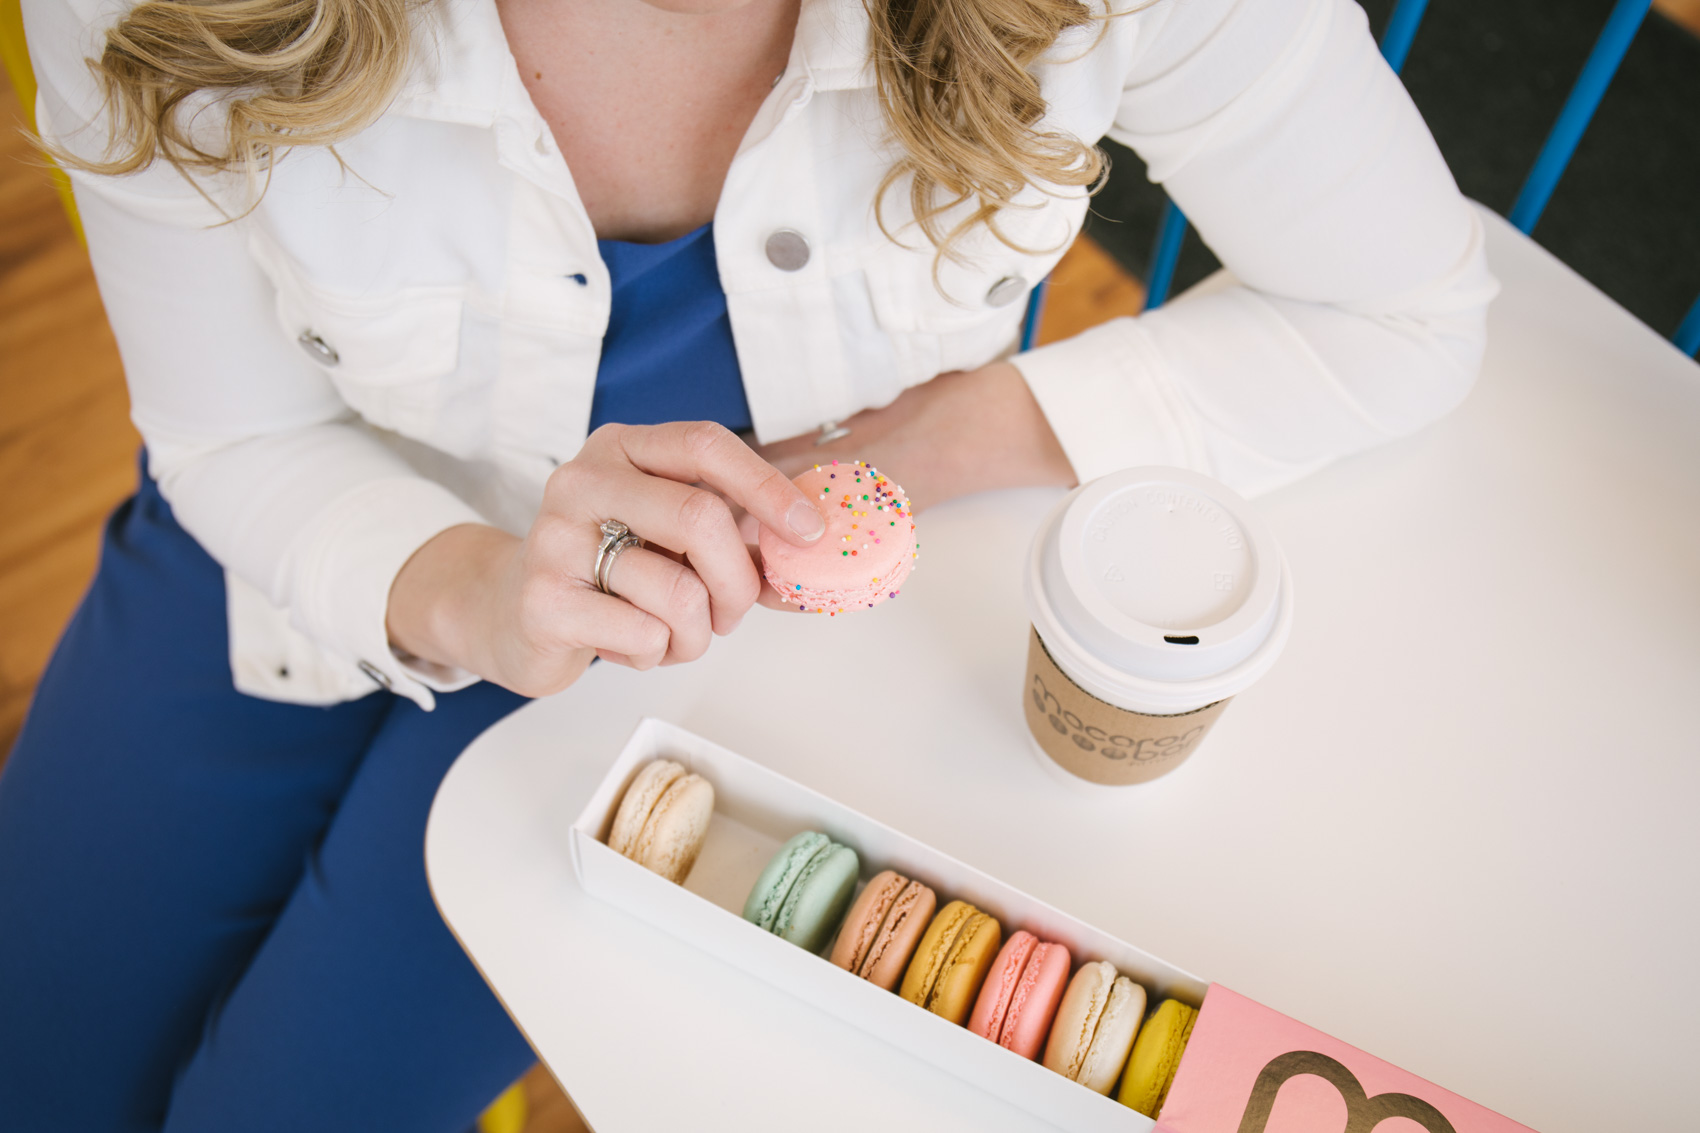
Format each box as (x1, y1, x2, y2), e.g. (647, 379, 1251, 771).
(763, 362, 1077, 512)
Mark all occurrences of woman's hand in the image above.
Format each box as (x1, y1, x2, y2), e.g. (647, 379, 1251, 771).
(756, 361, 1077, 513)
(386, 421, 827, 697)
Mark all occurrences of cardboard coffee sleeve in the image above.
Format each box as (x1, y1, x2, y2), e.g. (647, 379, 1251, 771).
(1022, 468, 1292, 789)
(1024, 629, 1231, 786)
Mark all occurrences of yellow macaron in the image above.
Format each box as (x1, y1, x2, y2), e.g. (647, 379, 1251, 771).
(1117, 998, 1198, 1117)
(898, 900, 1002, 1025)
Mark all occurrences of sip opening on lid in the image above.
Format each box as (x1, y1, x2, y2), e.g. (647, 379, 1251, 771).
(1024, 467, 1293, 718)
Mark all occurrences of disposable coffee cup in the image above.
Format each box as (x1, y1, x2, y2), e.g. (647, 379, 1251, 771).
(1022, 467, 1292, 788)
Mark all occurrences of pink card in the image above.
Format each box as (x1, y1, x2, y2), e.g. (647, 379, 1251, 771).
(1155, 986, 1538, 1133)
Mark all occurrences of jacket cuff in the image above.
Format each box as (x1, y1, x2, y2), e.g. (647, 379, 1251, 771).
(288, 477, 488, 710)
(1011, 317, 1208, 485)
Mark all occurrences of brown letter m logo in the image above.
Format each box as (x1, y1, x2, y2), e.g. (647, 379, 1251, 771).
(1235, 1051, 1458, 1133)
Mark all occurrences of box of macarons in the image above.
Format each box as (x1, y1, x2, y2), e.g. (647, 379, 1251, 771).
(570, 719, 1537, 1133)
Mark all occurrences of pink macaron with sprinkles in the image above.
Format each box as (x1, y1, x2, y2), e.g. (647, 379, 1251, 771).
(760, 460, 918, 616)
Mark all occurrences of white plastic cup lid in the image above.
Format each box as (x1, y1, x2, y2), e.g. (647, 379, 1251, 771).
(1025, 467, 1292, 712)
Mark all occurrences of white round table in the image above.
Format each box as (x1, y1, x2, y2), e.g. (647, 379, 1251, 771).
(426, 210, 1700, 1133)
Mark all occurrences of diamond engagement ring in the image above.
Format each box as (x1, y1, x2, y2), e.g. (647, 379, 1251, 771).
(594, 519, 644, 596)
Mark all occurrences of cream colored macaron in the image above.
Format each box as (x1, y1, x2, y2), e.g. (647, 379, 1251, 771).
(1043, 961, 1148, 1094)
(607, 759, 714, 884)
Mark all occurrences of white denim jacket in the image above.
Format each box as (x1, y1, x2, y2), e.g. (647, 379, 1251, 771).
(26, 0, 1496, 708)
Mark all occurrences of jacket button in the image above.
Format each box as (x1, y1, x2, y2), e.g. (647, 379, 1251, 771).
(765, 229, 810, 272)
(986, 275, 1027, 308)
(356, 659, 393, 691)
(297, 330, 340, 365)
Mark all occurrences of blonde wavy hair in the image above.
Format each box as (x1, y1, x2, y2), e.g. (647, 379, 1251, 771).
(865, 0, 1108, 261)
(59, 0, 1110, 258)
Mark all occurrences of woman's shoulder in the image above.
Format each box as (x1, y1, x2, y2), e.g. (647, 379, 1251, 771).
(23, 0, 131, 122)
(23, 0, 217, 214)
(23, 0, 425, 218)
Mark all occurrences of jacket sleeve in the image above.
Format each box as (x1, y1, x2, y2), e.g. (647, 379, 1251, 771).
(1013, 0, 1498, 497)
(25, 0, 487, 707)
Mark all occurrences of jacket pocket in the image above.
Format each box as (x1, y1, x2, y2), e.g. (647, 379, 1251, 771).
(861, 194, 1087, 376)
(249, 233, 467, 439)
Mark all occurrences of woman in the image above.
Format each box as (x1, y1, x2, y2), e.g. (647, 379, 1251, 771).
(0, 0, 1495, 1128)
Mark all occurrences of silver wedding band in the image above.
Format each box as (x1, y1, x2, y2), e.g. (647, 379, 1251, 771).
(594, 519, 644, 596)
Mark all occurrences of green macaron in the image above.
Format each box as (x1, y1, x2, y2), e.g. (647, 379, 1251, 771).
(742, 831, 860, 955)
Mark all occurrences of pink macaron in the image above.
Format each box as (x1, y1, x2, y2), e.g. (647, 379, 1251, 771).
(759, 460, 918, 616)
(967, 930, 1072, 1060)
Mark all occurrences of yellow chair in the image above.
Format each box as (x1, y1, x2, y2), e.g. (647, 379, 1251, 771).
(478, 1080, 529, 1133)
(2, 0, 84, 240)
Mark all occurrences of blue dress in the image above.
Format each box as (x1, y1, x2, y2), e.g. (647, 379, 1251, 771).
(0, 225, 746, 1132)
(590, 224, 751, 432)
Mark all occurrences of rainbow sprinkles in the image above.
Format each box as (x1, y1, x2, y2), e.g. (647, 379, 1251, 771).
(758, 460, 920, 616)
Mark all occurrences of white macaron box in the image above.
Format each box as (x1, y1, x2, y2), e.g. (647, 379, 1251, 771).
(569, 719, 1537, 1133)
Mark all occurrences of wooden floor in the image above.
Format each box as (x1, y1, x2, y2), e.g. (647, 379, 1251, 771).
(0, 83, 136, 753)
(1665, 0, 1700, 29)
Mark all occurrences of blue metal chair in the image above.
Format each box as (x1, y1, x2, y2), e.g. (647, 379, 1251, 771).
(1019, 273, 1048, 352)
(1121, 0, 1700, 357)
(1507, 0, 1651, 234)
(1678, 294, 1700, 355)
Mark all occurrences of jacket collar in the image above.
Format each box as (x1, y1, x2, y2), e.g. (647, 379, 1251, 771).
(394, 0, 519, 126)
(795, 0, 876, 93)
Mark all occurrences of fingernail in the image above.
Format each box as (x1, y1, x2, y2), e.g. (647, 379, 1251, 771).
(787, 500, 825, 542)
